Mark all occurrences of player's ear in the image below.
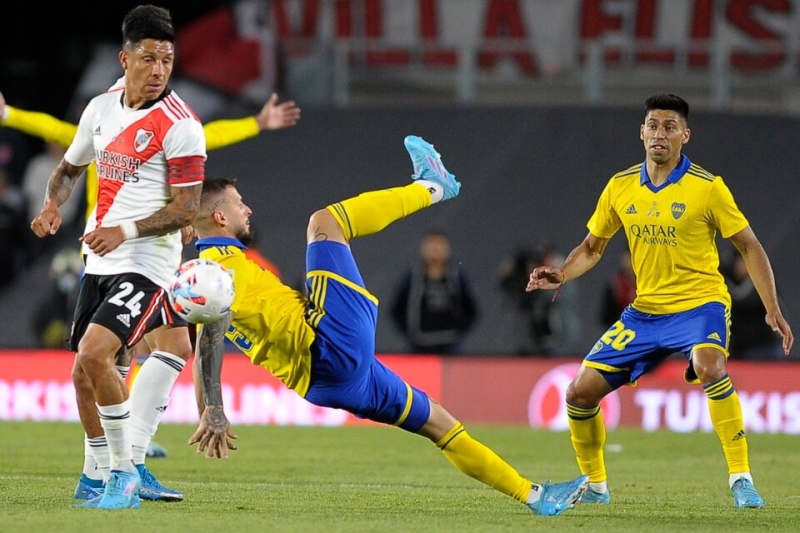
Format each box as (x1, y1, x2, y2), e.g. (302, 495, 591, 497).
(682, 128, 691, 144)
(119, 50, 127, 70)
(212, 209, 226, 225)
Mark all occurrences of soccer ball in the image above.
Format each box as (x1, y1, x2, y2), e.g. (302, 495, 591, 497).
(168, 258, 235, 324)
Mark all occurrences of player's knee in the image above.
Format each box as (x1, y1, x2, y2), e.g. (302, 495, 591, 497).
(691, 349, 727, 384)
(566, 378, 604, 406)
(307, 208, 345, 243)
(71, 360, 89, 388)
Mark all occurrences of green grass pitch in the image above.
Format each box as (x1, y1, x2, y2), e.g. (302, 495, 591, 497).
(0, 422, 797, 532)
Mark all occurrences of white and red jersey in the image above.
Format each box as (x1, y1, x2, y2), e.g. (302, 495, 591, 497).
(66, 84, 206, 289)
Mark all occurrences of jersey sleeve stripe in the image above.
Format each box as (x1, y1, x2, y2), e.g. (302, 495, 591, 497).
(688, 164, 716, 181)
(614, 164, 642, 179)
(163, 95, 191, 121)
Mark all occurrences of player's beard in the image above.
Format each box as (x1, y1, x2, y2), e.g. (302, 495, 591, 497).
(235, 225, 252, 244)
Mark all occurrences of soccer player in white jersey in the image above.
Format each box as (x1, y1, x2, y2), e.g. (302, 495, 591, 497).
(527, 94, 793, 509)
(31, 5, 205, 510)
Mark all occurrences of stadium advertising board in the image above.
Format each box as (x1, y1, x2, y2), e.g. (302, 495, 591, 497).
(0, 350, 797, 434)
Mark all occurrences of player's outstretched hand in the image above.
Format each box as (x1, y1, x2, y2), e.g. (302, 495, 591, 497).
(189, 405, 239, 459)
(256, 93, 301, 131)
(526, 266, 565, 292)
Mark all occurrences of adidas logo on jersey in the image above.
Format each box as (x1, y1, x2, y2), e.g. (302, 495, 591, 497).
(707, 332, 721, 341)
(94, 125, 101, 135)
(625, 204, 637, 214)
(116, 313, 131, 327)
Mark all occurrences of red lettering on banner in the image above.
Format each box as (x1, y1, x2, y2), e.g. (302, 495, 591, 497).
(419, 0, 457, 65)
(272, 0, 321, 39)
(337, 0, 352, 37)
(726, 0, 789, 69)
(581, 0, 624, 38)
(580, 0, 625, 63)
(420, 0, 437, 38)
(688, 0, 714, 66)
(479, 0, 537, 74)
(634, 0, 676, 64)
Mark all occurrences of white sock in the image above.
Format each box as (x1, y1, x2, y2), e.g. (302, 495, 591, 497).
(97, 401, 134, 473)
(589, 481, 608, 493)
(82, 435, 106, 482)
(414, 179, 444, 203)
(116, 364, 130, 380)
(83, 435, 111, 482)
(129, 351, 185, 465)
(526, 483, 543, 504)
(730, 472, 753, 488)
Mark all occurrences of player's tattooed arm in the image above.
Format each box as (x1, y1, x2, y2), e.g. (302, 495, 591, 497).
(133, 182, 202, 238)
(46, 159, 87, 208)
(31, 159, 88, 238)
(196, 311, 232, 407)
(191, 311, 238, 458)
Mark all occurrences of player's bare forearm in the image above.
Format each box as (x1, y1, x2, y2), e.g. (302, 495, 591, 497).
(46, 159, 85, 208)
(191, 313, 238, 458)
(30, 160, 86, 238)
(134, 183, 201, 238)
(196, 312, 230, 407)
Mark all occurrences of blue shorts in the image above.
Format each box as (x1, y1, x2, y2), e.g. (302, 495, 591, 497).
(585, 301, 730, 390)
(303, 241, 431, 432)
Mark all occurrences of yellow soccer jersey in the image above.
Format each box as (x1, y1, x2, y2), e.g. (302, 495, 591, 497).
(587, 155, 749, 314)
(198, 238, 316, 396)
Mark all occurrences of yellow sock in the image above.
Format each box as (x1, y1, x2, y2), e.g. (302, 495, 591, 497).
(567, 403, 607, 483)
(705, 375, 750, 474)
(437, 422, 532, 503)
(326, 183, 431, 240)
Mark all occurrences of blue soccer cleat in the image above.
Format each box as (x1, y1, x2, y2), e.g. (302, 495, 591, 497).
(136, 463, 184, 502)
(403, 135, 461, 201)
(93, 470, 141, 510)
(528, 475, 589, 517)
(731, 477, 765, 509)
(146, 441, 168, 458)
(581, 487, 611, 504)
(74, 493, 104, 509)
(73, 474, 104, 500)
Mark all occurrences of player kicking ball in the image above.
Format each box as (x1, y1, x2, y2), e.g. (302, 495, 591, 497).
(188, 136, 588, 517)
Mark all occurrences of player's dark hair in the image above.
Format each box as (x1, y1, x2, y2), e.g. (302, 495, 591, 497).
(201, 178, 238, 204)
(645, 94, 689, 122)
(122, 5, 175, 47)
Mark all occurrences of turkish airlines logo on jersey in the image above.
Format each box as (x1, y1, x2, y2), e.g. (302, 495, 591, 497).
(134, 129, 156, 153)
(527, 363, 621, 430)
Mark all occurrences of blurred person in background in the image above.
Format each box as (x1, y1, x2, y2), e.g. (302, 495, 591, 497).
(536, 240, 583, 357)
(32, 247, 83, 348)
(0, 166, 28, 290)
(390, 229, 478, 355)
(498, 247, 541, 355)
(599, 249, 637, 329)
(723, 251, 785, 360)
